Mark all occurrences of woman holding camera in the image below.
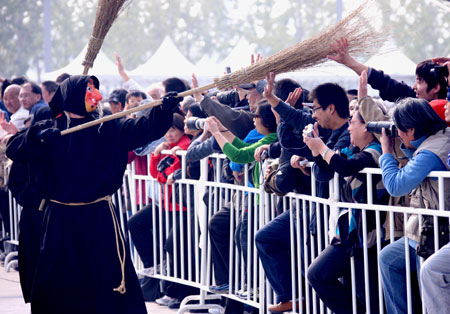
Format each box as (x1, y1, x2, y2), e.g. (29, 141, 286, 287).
(304, 100, 389, 313)
(378, 97, 450, 314)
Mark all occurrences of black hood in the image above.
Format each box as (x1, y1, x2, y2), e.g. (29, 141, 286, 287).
(49, 75, 100, 118)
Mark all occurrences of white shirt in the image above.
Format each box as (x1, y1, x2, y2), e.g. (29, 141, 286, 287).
(10, 106, 30, 131)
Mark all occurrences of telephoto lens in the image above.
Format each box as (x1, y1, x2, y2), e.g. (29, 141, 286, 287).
(186, 117, 206, 131)
(366, 121, 398, 137)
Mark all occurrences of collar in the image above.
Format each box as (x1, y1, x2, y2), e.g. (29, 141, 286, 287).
(400, 135, 427, 158)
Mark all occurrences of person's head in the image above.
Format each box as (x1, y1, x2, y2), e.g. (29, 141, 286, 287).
(147, 82, 163, 100)
(309, 83, 349, 129)
(3, 84, 21, 113)
(56, 73, 71, 84)
(393, 97, 448, 148)
(19, 82, 42, 110)
(413, 60, 448, 101)
(49, 75, 102, 118)
(165, 112, 185, 144)
(247, 80, 266, 112)
(107, 89, 127, 114)
(162, 77, 188, 95)
(346, 89, 358, 102)
(41, 80, 58, 103)
(349, 98, 358, 116)
(184, 103, 206, 135)
(254, 100, 277, 135)
(274, 78, 304, 108)
(125, 90, 147, 110)
(11, 76, 28, 86)
(348, 107, 376, 149)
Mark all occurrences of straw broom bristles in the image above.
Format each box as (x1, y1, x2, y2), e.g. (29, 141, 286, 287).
(215, 0, 384, 90)
(82, 0, 132, 75)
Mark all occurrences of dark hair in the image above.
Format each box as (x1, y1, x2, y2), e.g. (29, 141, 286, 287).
(41, 80, 59, 94)
(274, 78, 304, 108)
(347, 89, 358, 97)
(393, 97, 447, 139)
(24, 82, 43, 96)
(1, 79, 11, 99)
(309, 82, 349, 119)
(172, 112, 185, 131)
(163, 77, 188, 94)
(186, 103, 207, 119)
(416, 60, 448, 99)
(256, 100, 277, 133)
(11, 76, 28, 86)
(56, 73, 71, 84)
(126, 90, 147, 103)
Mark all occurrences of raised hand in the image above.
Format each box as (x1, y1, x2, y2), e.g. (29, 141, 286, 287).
(114, 52, 130, 82)
(286, 87, 303, 107)
(191, 73, 202, 102)
(327, 38, 351, 64)
(358, 70, 368, 100)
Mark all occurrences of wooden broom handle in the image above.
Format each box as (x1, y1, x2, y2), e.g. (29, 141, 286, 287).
(60, 82, 217, 136)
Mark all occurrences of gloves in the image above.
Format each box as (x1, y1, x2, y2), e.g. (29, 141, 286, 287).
(161, 91, 183, 112)
(36, 127, 61, 144)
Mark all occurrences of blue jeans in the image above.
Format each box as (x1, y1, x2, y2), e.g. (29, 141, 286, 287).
(255, 210, 293, 303)
(379, 237, 422, 314)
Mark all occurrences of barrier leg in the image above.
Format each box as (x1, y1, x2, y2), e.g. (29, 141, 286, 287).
(4, 251, 18, 272)
(177, 293, 224, 314)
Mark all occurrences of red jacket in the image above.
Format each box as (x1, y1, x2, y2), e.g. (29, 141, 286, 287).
(149, 135, 191, 211)
(128, 152, 148, 205)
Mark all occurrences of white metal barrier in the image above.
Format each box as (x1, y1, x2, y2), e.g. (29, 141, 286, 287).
(126, 150, 450, 314)
(5, 150, 449, 314)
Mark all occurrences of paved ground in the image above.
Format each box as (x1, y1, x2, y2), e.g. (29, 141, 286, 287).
(0, 264, 178, 314)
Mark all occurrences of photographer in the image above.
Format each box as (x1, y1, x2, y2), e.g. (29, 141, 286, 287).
(304, 92, 389, 313)
(378, 98, 450, 314)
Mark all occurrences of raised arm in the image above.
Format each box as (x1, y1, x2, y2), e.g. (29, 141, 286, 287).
(327, 38, 368, 76)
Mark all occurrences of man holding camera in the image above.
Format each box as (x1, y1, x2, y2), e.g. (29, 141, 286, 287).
(255, 72, 350, 313)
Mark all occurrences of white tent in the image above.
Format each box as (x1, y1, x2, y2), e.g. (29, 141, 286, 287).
(42, 45, 117, 80)
(129, 36, 196, 78)
(365, 46, 417, 76)
(195, 55, 223, 77)
(219, 38, 256, 72)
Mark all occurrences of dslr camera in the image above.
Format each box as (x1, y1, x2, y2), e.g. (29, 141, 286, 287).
(366, 121, 398, 137)
(186, 117, 206, 131)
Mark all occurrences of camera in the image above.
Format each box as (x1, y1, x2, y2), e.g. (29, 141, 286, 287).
(303, 124, 314, 138)
(366, 121, 398, 137)
(260, 150, 269, 160)
(156, 156, 175, 172)
(186, 117, 206, 131)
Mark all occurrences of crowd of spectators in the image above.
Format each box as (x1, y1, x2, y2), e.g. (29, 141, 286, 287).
(1, 38, 450, 314)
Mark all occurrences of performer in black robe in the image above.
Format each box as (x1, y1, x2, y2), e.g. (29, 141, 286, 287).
(6, 75, 177, 314)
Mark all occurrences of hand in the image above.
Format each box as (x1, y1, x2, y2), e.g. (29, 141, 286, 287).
(380, 128, 394, 154)
(205, 117, 220, 134)
(161, 91, 183, 112)
(36, 127, 61, 144)
(191, 73, 202, 102)
(358, 70, 368, 100)
(167, 173, 175, 185)
(285, 87, 303, 107)
(263, 72, 277, 102)
(114, 52, 130, 82)
(155, 142, 170, 155)
(327, 38, 352, 65)
(171, 146, 182, 155)
(250, 53, 263, 65)
(290, 155, 310, 176)
(303, 124, 325, 157)
(254, 144, 270, 162)
(0, 112, 18, 135)
(209, 116, 227, 131)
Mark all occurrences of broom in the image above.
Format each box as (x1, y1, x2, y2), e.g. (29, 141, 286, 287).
(62, 0, 384, 136)
(81, 0, 132, 75)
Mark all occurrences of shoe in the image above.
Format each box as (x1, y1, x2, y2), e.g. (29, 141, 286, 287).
(237, 289, 255, 300)
(168, 301, 181, 309)
(155, 295, 179, 307)
(209, 283, 229, 294)
(208, 309, 223, 314)
(268, 300, 299, 313)
(138, 260, 167, 277)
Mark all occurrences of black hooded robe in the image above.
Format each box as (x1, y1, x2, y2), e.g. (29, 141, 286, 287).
(6, 76, 173, 314)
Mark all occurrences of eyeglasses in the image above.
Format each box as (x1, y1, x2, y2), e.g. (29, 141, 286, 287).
(348, 117, 365, 125)
(311, 106, 322, 113)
